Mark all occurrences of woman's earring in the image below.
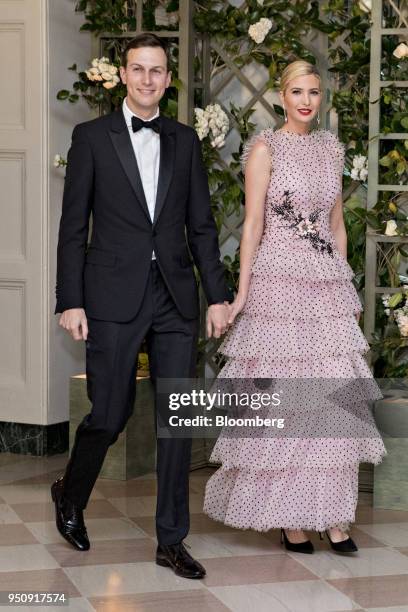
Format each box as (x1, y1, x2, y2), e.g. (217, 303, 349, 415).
(316, 111, 320, 126)
(283, 107, 288, 123)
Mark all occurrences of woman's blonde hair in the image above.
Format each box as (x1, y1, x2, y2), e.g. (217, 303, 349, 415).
(279, 60, 321, 94)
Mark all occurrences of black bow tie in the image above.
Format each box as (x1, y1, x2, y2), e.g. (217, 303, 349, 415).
(131, 115, 161, 134)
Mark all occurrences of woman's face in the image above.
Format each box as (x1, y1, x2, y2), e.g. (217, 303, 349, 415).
(279, 74, 322, 128)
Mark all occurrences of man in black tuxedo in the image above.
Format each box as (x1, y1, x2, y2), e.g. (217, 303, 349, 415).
(51, 33, 232, 580)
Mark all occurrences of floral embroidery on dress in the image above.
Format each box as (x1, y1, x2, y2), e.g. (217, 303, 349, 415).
(271, 190, 334, 257)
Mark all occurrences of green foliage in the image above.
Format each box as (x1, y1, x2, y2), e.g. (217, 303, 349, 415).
(59, 0, 408, 375)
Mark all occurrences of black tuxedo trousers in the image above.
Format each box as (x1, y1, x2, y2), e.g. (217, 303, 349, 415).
(63, 261, 199, 545)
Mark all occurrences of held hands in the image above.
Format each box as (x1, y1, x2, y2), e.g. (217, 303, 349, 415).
(59, 308, 88, 341)
(207, 302, 230, 339)
(227, 293, 246, 326)
(206, 293, 247, 339)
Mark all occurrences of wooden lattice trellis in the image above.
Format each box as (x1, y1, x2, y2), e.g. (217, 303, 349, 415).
(365, 0, 408, 343)
(86, 0, 391, 477)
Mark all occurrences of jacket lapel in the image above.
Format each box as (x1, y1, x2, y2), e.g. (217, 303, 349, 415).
(109, 109, 151, 223)
(154, 121, 175, 225)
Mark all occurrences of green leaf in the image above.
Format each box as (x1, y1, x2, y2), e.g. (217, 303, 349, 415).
(273, 104, 284, 117)
(56, 89, 70, 100)
(396, 161, 406, 175)
(388, 293, 403, 308)
(379, 155, 391, 167)
(401, 116, 408, 129)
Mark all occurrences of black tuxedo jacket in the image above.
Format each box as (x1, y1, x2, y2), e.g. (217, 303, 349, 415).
(55, 109, 232, 321)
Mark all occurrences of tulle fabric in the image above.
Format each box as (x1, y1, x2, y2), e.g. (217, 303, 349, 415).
(203, 128, 386, 532)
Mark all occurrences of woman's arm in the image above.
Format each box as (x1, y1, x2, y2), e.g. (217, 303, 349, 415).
(330, 194, 347, 259)
(228, 141, 271, 323)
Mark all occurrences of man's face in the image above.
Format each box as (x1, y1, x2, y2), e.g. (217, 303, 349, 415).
(120, 46, 171, 114)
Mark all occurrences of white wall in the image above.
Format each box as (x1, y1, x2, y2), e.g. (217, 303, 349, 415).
(48, 0, 93, 424)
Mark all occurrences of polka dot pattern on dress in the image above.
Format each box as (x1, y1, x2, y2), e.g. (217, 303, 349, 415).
(203, 127, 386, 533)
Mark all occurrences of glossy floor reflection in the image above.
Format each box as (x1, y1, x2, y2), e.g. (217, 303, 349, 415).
(0, 452, 407, 611)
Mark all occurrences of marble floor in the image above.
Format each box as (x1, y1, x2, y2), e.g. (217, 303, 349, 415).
(1, 452, 408, 611)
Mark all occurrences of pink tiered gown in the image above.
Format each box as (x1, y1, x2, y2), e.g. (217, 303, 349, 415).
(203, 128, 386, 532)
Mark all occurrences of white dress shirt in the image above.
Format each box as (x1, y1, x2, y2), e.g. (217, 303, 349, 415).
(122, 97, 160, 259)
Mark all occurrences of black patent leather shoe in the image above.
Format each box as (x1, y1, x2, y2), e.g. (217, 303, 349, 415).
(51, 476, 90, 551)
(156, 541, 206, 579)
(321, 530, 358, 553)
(281, 529, 314, 554)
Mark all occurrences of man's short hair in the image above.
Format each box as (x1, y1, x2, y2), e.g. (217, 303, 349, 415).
(121, 33, 170, 70)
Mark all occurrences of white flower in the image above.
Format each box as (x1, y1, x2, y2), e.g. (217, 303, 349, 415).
(353, 154, 366, 170)
(53, 154, 66, 168)
(382, 294, 391, 307)
(248, 18, 273, 44)
(358, 0, 371, 12)
(393, 42, 408, 59)
(384, 308, 390, 316)
(396, 312, 408, 336)
(359, 167, 368, 181)
(385, 219, 398, 236)
(351, 154, 368, 182)
(257, 0, 264, 4)
(85, 57, 119, 89)
(194, 104, 229, 148)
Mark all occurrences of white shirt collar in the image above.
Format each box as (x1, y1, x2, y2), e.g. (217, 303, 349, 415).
(123, 97, 160, 128)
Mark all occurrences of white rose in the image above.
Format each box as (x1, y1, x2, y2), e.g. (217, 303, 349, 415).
(93, 74, 103, 81)
(89, 67, 99, 75)
(359, 168, 368, 181)
(91, 58, 99, 67)
(248, 18, 272, 44)
(351, 168, 360, 180)
(112, 75, 120, 84)
(101, 71, 113, 81)
(53, 154, 61, 167)
(169, 13, 179, 26)
(102, 81, 116, 90)
(108, 65, 117, 75)
(353, 154, 367, 170)
(393, 42, 408, 59)
(85, 70, 94, 80)
(385, 219, 398, 236)
(358, 0, 371, 12)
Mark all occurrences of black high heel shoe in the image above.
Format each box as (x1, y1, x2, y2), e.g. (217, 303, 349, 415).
(280, 529, 314, 554)
(320, 530, 358, 553)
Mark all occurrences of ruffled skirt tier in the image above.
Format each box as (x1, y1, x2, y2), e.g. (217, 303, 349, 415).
(203, 249, 386, 531)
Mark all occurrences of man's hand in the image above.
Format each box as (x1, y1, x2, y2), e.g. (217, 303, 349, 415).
(207, 302, 230, 339)
(59, 308, 88, 341)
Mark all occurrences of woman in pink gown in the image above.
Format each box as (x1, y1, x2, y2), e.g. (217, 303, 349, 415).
(203, 60, 386, 553)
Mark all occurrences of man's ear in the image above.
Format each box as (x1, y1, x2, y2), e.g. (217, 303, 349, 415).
(166, 70, 172, 88)
(119, 66, 127, 84)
